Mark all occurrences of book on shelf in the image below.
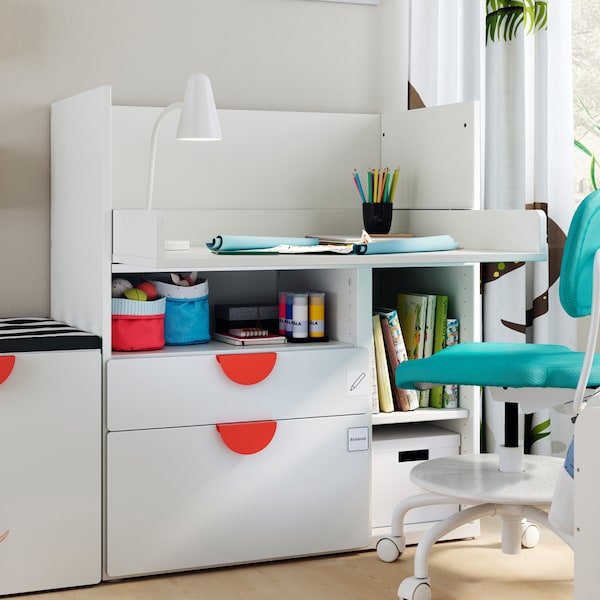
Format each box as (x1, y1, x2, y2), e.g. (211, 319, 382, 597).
(212, 332, 288, 346)
(368, 330, 380, 414)
(442, 318, 460, 408)
(374, 307, 419, 411)
(419, 294, 437, 408)
(397, 292, 429, 407)
(379, 315, 410, 412)
(396, 292, 428, 361)
(371, 314, 394, 413)
(429, 295, 449, 409)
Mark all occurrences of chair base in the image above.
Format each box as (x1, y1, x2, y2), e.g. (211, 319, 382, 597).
(375, 454, 574, 599)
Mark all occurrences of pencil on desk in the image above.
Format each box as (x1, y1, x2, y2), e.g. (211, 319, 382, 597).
(379, 169, 387, 202)
(389, 167, 400, 204)
(353, 170, 366, 203)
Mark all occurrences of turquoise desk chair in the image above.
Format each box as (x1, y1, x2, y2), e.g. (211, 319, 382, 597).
(376, 189, 600, 600)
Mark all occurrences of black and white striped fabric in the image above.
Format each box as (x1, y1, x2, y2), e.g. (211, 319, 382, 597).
(0, 318, 101, 353)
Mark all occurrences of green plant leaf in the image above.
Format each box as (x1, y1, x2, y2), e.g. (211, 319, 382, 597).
(486, 0, 548, 45)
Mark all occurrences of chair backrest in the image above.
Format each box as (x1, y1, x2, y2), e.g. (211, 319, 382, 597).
(559, 189, 600, 318)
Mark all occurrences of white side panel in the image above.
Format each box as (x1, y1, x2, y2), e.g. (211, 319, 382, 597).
(111, 108, 381, 211)
(51, 86, 112, 346)
(0, 351, 101, 594)
(381, 102, 480, 210)
(106, 414, 371, 578)
(575, 402, 600, 600)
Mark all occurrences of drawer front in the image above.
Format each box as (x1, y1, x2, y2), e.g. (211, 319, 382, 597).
(107, 347, 369, 431)
(0, 351, 101, 595)
(105, 413, 371, 578)
(371, 441, 460, 528)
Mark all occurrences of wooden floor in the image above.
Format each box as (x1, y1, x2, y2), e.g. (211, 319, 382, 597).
(8, 517, 573, 600)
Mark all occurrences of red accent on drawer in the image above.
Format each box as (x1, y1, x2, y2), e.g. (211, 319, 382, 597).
(216, 421, 277, 454)
(0, 355, 15, 385)
(216, 352, 277, 385)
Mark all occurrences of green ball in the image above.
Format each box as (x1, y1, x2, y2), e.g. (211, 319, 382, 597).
(124, 288, 148, 301)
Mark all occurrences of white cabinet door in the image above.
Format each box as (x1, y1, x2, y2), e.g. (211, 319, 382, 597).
(106, 413, 370, 578)
(0, 350, 101, 595)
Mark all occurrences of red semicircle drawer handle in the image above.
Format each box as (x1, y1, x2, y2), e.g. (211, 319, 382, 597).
(0, 356, 16, 385)
(216, 352, 277, 385)
(216, 421, 277, 455)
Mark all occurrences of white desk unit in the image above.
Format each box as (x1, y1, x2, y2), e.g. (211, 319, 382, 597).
(49, 87, 547, 583)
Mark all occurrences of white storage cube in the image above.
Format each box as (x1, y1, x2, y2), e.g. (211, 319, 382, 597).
(0, 349, 101, 595)
(371, 424, 460, 529)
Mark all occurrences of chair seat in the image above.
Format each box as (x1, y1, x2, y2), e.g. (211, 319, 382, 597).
(410, 454, 563, 505)
(396, 342, 600, 389)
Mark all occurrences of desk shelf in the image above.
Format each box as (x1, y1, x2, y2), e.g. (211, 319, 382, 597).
(372, 407, 469, 426)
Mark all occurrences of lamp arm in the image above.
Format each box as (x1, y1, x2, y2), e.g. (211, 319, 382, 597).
(146, 101, 183, 211)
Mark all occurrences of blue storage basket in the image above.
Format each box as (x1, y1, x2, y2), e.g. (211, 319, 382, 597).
(148, 279, 209, 345)
(164, 295, 210, 345)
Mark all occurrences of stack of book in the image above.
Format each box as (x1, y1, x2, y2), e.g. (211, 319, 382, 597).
(213, 328, 287, 346)
(371, 294, 459, 413)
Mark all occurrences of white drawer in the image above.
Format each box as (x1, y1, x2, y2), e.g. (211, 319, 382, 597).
(0, 350, 101, 595)
(107, 347, 369, 431)
(105, 413, 371, 577)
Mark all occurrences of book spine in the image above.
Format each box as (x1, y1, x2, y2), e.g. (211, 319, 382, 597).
(372, 314, 394, 413)
(396, 293, 427, 361)
(376, 307, 418, 411)
(429, 295, 449, 409)
(380, 315, 409, 411)
(418, 294, 436, 408)
(442, 318, 460, 408)
(368, 331, 380, 414)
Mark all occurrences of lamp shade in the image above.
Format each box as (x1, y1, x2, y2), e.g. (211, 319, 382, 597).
(176, 73, 222, 141)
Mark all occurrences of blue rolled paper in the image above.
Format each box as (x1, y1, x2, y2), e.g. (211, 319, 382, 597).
(353, 235, 459, 255)
(207, 235, 319, 252)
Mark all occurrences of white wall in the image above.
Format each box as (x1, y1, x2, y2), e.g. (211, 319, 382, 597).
(0, 0, 409, 317)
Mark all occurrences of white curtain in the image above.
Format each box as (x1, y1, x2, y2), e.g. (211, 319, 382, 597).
(409, 0, 575, 456)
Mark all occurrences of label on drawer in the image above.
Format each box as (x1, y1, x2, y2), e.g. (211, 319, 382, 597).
(348, 426, 369, 452)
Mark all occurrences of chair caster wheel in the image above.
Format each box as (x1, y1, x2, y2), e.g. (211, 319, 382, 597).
(521, 522, 541, 548)
(398, 576, 431, 600)
(376, 536, 405, 562)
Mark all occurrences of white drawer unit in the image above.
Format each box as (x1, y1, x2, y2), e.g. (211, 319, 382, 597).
(106, 413, 370, 577)
(105, 345, 371, 577)
(0, 347, 101, 595)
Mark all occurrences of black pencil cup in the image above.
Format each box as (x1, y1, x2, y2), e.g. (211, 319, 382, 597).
(362, 203, 393, 234)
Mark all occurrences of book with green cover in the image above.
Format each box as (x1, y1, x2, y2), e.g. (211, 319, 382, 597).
(396, 293, 428, 361)
(397, 292, 429, 407)
(429, 294, 449, 408)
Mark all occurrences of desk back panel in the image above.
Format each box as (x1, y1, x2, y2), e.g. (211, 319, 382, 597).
(111, 103, 480, 240)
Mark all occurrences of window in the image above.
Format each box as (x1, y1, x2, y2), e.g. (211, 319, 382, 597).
(572, 1, 600, 199)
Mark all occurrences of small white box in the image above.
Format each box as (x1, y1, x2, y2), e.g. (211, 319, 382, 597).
(371, 424, 460, 528)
